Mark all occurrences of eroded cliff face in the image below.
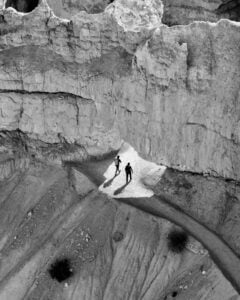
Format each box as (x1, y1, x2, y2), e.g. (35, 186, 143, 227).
(0, 0, 240, 180)
(162, 0, 222, 25)
(162, 0, 240, 25)
(0, 1, 240, 299)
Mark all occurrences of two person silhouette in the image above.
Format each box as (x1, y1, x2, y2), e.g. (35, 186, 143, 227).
(114, 156, 133, 184)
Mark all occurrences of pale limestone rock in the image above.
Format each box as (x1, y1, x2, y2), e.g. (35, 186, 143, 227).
(0, 0, 240, 181)
(0, 94, 22, 130)
(162, 0, 240, 25)
(162, 0, 222, 25)
(47, 0, 110, 18)
(105, 0, 163, 32)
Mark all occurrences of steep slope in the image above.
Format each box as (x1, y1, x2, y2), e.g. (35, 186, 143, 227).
(0, 0, 240, 299)
(0, 0, 240, 180)
(0, 158, 238, 300)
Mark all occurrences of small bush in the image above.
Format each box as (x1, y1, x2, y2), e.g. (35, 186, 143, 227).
(112, 231, 124, 242)
(172, 291, 178, 297)
(48, 258, 73, 282)
(167, 230, 188, 253)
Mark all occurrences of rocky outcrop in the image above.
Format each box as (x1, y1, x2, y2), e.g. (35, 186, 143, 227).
(162, 0, 222, 25)
(161, 0, 240, 25)
(0, 0, 240, 180)
(1, 0, 240, 298)
(160, 0, 240, 25)
(46, 0, 111, 18)
(216, 0, 240, 22)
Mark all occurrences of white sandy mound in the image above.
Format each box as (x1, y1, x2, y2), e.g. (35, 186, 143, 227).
(99, 143, 166, 198)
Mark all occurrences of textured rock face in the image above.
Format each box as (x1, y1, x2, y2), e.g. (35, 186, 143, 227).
(46, 0, 111, 18)
(0, 0, 240, 180)
(1, 1, 240, 299)
(162, 0, 222, 25)
(162, 0, 240, 25)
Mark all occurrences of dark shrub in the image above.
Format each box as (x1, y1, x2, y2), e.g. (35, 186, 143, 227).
(48, 258, 73, 282)
(172, 291, 178, 297)
(167, 230, 188, 253)
(113, 231, 124, 242)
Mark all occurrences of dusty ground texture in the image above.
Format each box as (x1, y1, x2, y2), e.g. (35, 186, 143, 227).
(144, 168, 240, 256)
(0, 0, 240, 299)
(0, 153, 239, 299)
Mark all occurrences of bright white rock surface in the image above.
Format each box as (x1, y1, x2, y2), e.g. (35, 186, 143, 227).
(99, 143, 166, 198)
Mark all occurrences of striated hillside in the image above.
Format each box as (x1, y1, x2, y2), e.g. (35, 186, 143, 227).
(0, 0, 240, 299)
(0, 157, 238, 300)
(0, 0, 240, 179)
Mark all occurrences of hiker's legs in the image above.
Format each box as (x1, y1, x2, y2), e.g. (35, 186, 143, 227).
(129, 172, 132, 181)
(117, 165, 120, 174)
(126, 172, 128, 183)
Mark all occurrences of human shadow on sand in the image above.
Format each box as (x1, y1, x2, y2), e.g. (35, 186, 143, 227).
(113, 181, 130, 195)
(103, 173, 120, 188)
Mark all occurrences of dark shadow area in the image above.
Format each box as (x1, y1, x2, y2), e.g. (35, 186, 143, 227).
(112, 231, 124, 242)
(167, 229, 189, 253)
(172, 291, 178, 297)
(65, 150, 118, 186)
(103, 173, 119, 188)
(114, 181, 130, 195)
(216, 0, 240, 21)
(48, 258, 73, 283)
(5, 0, 39, 13)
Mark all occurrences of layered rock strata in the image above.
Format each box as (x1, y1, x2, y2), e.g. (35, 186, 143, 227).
(162, 0, 240, 25)
(0, 0, 240, 180)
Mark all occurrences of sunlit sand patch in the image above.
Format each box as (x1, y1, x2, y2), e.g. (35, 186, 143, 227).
(99, 143, 166, 198)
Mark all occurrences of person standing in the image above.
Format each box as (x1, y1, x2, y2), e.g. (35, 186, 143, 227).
(114, 155, 122, 176)
(125, 162, 133, 183)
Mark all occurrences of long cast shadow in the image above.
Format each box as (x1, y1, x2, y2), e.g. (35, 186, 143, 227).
(103, 173, 120, 188)
(114, 181, 130, 195)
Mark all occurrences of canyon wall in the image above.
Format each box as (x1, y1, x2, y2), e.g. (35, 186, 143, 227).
(1, 1, 240, 298)
(162, 0, 222, 25)
(0, 0, 240, 180)
(162, 0, 240, 25)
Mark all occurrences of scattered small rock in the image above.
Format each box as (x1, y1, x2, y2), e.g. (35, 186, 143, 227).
(85, 233, 91, 242)
(113, 231, 124, 242)
(27, 210, 33, 217)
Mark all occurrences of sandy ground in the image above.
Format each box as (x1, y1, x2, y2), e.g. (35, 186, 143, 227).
(99, 143, 166, 198)
(0, 153, 239, 299)
(74, 146, 240, 296)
